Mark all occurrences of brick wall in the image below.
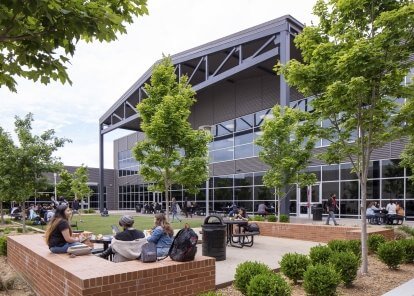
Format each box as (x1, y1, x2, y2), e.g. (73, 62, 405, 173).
(7, 234, 215, 296)
(255, 222, 394, 243)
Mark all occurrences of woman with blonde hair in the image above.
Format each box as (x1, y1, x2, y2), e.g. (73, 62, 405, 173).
(147, 213, 174, 256)
(44, 204, 83, 253)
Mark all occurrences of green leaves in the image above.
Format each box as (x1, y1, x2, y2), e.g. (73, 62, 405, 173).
(255, 105, 317, 196)
(0, 0, 148, 91)
(133, 57, 211, 216)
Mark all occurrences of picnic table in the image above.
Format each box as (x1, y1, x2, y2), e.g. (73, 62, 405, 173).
(223, 219, 258, 248)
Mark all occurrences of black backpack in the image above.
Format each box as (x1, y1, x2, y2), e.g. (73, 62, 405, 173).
(168, 226, 198, 262)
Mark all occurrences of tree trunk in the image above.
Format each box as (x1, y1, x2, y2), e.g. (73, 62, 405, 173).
(165, 182, 170, 222)
(0, 202, 4, 225)
(275, 188, 281, 222)
(20, 201, 27, 233)
(360, 157, 369, 274)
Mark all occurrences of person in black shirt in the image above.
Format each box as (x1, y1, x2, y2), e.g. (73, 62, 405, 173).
(45, 204, 83, 253)
(99, 215, 145, 262)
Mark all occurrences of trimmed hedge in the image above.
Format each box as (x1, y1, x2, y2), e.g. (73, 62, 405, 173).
(280, 253, 311, 284)
(247, 272, 291, 296)
(377, 240, 404, 269)
(329, 251, 360, 287)
(0, 236, 7, 256)
(234, 261, 272, 295)
(303, 264, 340, 296)
(309, 245, 333, 265)
(367, 234, 386, 254)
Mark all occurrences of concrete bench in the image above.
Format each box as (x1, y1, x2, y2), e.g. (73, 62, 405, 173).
(7, 234, 215, 296)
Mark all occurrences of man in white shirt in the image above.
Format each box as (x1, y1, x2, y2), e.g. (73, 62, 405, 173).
(385, 200, 397, 224)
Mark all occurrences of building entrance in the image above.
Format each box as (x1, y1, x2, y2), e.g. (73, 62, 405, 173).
(297, 184, 321, 217)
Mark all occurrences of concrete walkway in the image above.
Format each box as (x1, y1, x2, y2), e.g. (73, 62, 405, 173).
(382, 278, 414, 296)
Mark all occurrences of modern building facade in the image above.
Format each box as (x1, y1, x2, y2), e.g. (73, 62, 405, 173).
(99, 15, 413, 220)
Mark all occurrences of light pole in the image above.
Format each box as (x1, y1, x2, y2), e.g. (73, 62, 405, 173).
(53, 172, 57, 200)
(198, 125, 213, 217)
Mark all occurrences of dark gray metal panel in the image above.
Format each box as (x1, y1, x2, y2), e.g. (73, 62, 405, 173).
(127, 132, 139, 150)
(235, 76, 262, 117)
(192, 89, 215, 129)
(371, 143, 391, 160)
(390, 138, 408, 158)
(290, 87, 304, 102)
(212, 161, 235, 176)
(262, 75, 279, 109)
(213, 83, 236, 123)
(118, 136, 128, 152)
(235, 158, 264, 173)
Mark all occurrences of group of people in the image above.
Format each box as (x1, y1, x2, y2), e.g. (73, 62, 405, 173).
(45, 203, 174, 262)
(366, 200, 405, 225)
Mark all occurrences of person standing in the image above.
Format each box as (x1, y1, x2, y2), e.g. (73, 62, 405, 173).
(325, 193, 339, 226)
(171, 198, 182, 222)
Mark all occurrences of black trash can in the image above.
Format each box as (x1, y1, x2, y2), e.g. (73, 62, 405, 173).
(312, 204, 323, 221)
(201, 215, 226, 261)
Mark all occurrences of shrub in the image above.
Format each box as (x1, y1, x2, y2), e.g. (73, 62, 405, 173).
(368, 234, 386, 254)
(327, 239, 349, 253)
(247, 272, 291, 296)
(0, 236, 7, 256)
(279, 214, 289, 223)
(280, 253, 311, 284)
(309, 245, 333, 265)
(303, 264, 341, 296)
(234, 261, 272, 295)
(329, 251, 360, 287)
(399, 225, 414, 237)
(267, 215, 277, 222)
(377, 240, 404, 269)
(250, 215, 265, 222)
(394, 228, 410, 240)
(346, 239, 361, 259)
(397, 238, 414, 263)
(16, 228, 23, 233)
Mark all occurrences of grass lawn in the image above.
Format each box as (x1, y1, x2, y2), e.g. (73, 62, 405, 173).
(28, 214, 205, 235)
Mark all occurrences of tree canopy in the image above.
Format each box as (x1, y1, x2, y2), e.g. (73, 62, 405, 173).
(256, 105, 317, 221)
(279, 0, 414, 274)
(0, 0, 148, 91)
(71, 164, 92, 202)
(6, 113, 70, 231)
(133, 57, 211, 219)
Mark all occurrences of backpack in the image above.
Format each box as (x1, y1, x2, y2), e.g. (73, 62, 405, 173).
(168, 225, 198, 262)
(140, 242, 157, 263)
(245, 223, 260, 233)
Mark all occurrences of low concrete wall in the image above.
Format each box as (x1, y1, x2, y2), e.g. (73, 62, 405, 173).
(255, 222, 394, 243)
(7, 234, 215, 296)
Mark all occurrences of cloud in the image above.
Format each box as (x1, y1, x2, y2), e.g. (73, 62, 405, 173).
(0, 0, 317, 169)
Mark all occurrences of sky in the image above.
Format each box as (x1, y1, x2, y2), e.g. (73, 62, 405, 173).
(0, 0, 318, 169)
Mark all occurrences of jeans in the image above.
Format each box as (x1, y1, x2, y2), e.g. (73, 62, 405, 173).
(325, 211, 338, 225)
(157, 247, 170, 257)
(50, 242, 81, 254)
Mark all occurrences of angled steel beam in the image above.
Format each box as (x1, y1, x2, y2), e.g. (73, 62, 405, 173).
(212, 47, 237, 77)
(193, 47, 278, 92)
(187, 57, 204, 85)
(251, 35, 276, 59)
(125, 101, 138, 112)
(101, 114, 140, 135)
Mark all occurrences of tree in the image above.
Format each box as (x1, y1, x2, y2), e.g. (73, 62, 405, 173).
(57, 169, 74, 198)
(0, 127, 17, 224)
(133, 57, 211, 220)
(11, 113, 70, 232)
(0, 0, 148, 92)
(280, 0, 414, 274)
(400, 82, 414, 180)
(255, 105, 317, 221)
(71, 164, 92, 212)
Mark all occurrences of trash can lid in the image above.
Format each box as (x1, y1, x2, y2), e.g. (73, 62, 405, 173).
(203, 215, 224, 225)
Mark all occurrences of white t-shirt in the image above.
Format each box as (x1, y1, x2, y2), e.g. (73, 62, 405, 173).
(386, 203, 397, 215)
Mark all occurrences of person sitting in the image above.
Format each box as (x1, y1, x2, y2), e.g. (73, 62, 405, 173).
(366, 202, 378, 224)
(385, 200, 397, 224)
(99, 215, 146, 262)
(228, 204, 238, 217)
(44, 204, 84, 253)
(100, 208, 109, 217)
(396, 202, 405, 217)
(146, 213, 174, 257)
(234, 208, 248, 220)
(257, 203, 269, 216)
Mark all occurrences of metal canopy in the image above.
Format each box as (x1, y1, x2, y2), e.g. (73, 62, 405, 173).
(99, 15, 303, 135)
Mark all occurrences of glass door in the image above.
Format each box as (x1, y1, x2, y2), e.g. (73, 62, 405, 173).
(297, 184, 321, 217)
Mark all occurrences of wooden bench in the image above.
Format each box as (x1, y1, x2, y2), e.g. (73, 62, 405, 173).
(7, 234, 215, 296)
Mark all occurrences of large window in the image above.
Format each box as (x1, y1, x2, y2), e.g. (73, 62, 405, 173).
(118, 150, 139, 177)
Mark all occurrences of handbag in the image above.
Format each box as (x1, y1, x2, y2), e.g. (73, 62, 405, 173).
(67, 244, 91, 256)
(140, 242, 157, 263)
